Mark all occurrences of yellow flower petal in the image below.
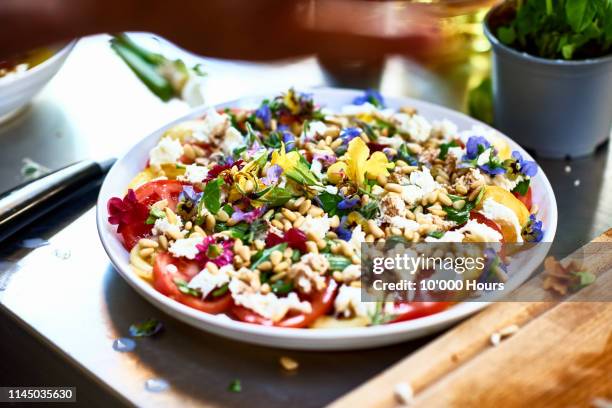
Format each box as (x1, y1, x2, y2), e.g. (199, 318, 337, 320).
(271, 143, 300, 171)
(327, 162, 348, 184)
(364, 151, 394, 180)
(346, 138, 369, 187)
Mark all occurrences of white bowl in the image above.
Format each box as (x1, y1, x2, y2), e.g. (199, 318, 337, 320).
(97, 88, 558, 350)
(0, 41, 75, 120)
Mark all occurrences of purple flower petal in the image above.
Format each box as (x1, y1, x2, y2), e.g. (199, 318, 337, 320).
(338, 197, 360, 210)
(255, 104, 271, 128)
(340, 127, 361, 144)
(352, 89, 385, 108)
(465, 136, 491, 160)
(312, 153, 337, 166)
(261, 164, 283, 186)
(512, 150, 538, 177)
(231, 206, 266, 223)
(480, 163, 506, 175)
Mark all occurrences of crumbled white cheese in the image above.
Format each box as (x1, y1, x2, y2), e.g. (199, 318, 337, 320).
(168, 237, 202, 259)
(476, 148, 493, 166)
(425, 230, 465, 242)
(152, 216, 183, 237)
(230, 280, 312, 322)
(310, 159, 324, 180)
(165, 264, 178, 274)
(181, 164, 209, 183)
(299, 214, 331, 240)
(381, 193, 406, 222)
(348, 224, 366, 253)
(400, 167, 440, 206)
(341, 102, 378, 116)
(188, 264, 232, 298)
(324, 185, 338, 195)
(432, 119, 458, 139)
(220, 126, 244, 155)
(389, 216, 420, 231)
(149, 137, 184, 166)
(488, 174, 520, 191)
(377, 136, 405, 150)
(192, 108, 228, 143)
(458, 219, 503, 242)
(447, 146, 466, 160)
(480, 198, 523, 242)
(303, 121, 328, 140)
(334, 285, 375, 318)
(395, 113, 432, 142)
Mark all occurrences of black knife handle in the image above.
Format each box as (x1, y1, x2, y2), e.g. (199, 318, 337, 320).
(0, 159, 114, 242)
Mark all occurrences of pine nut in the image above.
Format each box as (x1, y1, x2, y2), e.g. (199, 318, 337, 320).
(258, 261, 272, 271)
(270, 251, 283, 266)
(453, 199, 466, 210)
(216, 210, 229, 222)
(367, 220, 384, 238)
(305, 241, 319, 254)
(206, 262, 219, 274)
(298, 199, 312, 215)
(205, 214, 216, 230)
(385, 183, 402, 193)
(139, 238, 158, 248)
(282, 208, 297, 222)
(139, 248, 154, 257)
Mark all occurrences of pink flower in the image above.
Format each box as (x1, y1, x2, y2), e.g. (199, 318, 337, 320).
(231, 206, 266, 223)
(107, 190, 148, 233)
(195, 236, 234, 267)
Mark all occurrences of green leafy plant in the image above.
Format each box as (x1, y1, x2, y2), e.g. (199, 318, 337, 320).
(492, 0, 612, 59)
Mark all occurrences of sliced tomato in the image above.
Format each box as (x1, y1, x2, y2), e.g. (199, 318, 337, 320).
(231, 278, 339, 328)
(388, 302, 452, 324)
(134, 179, 184, 209)
(469, 211, 504, 237)
(513, 186, 532, 210)
(121, 222, 153, 250)
(153, 252, 232, 314)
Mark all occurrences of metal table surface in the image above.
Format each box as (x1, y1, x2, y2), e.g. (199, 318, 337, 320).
(0, 35, 610, 407)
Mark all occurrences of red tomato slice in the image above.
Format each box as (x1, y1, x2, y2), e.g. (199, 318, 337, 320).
(513, 186, 532, 210)
(134, 180, 184, 210)
(388, 302, 452, 324)
(469, 211, 504, 237)
(231, 278, 339, 328)
(121, 222, 153, 251)
(153, 252, 232, 314)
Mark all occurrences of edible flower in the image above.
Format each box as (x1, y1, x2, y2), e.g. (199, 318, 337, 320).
(353, 89, 385, 108)
(255, 103, 272, 129)
(107, 190, 148, 233)
(271, 143, 319, 186)
(179, 186, 202, 205)
(334, 215, 352, 241)
(511, 151, 538, 177)
(327, 137, 394, 186)
(464, 136, 491, 160)
(205, 160, 243, 183)
(338, 196, 360, 210)
(340, 127, 361, 144)
(231, 206, 266, 223)
(195, 236, 234, 267)
(522, 214, 544, 242)
(265, 228, 307, 252)
(261, 164, 283, 186)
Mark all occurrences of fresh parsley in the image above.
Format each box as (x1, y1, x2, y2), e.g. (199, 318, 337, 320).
(145, 207, 166, 225)
(270, 280, 293, 295)
(438, 140, 459, 160)
(173, 278, 200, 297)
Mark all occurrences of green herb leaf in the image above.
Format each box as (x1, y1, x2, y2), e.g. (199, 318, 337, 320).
(571, 271, 596, 291)
(428, 230, 444, 239)
(173, 278, 200, 297)
(397, 144, 419, 166)
(513, 179, 530, 196)
(251, 243, 288, 269)
(256, 187, 293, 207)
(212, 283, 229, 297)
(438, 140, 459, 160)
(270, 280, 293, 295)
(228, 379, 242, 393)
(145, 207, 166, 225)
(324, 254, 353, 271)
(128, 318, 163, 337)
(318, 192, 343, 216)
(443, 198, 476, 225)
(203, 177, 223, 215)
(359, 201, 380, 219)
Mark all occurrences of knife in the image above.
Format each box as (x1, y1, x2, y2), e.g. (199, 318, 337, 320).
(0, 159, 115, 243)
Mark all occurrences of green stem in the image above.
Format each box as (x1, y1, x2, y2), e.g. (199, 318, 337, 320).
(545, 0, 553, 15)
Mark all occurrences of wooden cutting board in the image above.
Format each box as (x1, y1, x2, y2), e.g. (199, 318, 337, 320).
(331, 230, 612, 408)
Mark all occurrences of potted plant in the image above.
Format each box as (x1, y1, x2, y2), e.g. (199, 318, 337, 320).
(484, 0, 612, 158)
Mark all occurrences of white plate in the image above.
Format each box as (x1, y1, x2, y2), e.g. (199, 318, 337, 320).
(0, 42, 75, 120)
(97, 88, 557, 350)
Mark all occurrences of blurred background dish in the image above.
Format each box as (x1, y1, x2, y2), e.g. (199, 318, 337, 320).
(0, 41, 75, 122)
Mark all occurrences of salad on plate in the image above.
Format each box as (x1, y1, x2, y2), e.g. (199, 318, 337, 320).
(106, 89, 544, 329)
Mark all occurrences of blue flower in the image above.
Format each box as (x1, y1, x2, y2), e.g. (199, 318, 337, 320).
(255, 104, 272, 128)
(334, 216, 352, 241)
(340, 127, 361, 144)
(352, 89, 385, 108)
(522, 214, 544, 242)
(464, 136, 491, 160)
(279, 125, 296, 151)
(338, 197, 360, 210)
(511, 151, 538, 177)
(480, 163, 506, 175)
(179, 186, 202, 204)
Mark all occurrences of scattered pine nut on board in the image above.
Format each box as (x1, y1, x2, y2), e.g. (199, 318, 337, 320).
(331, 229, 612, 408)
